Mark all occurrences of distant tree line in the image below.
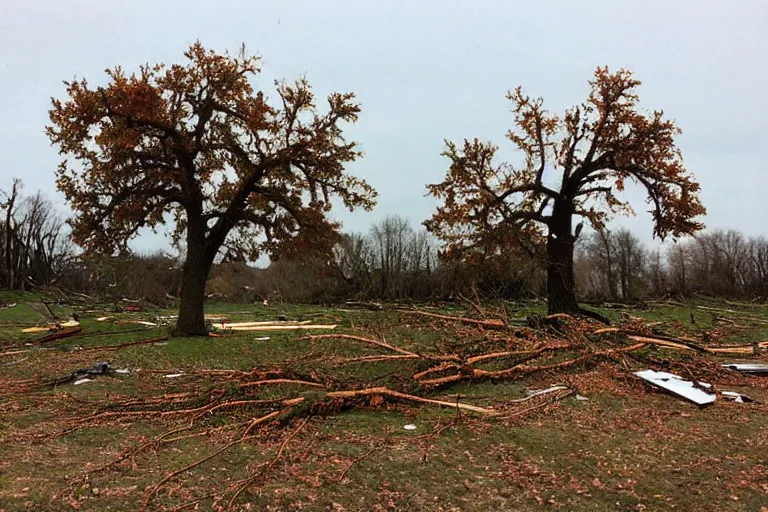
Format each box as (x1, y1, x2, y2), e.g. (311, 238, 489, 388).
(575, 228, 768, 302)
(0, 179, 73, 290)
(2, 178, 767, 304)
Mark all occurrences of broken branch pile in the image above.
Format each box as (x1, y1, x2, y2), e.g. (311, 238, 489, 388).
(11, 303, 767, 510)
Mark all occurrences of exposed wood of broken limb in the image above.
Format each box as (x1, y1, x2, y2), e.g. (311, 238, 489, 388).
(465, 344, 572, 365)
(626, 334, 768, 354)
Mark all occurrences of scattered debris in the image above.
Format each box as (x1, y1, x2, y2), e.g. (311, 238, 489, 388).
(34, 326, 83, 344)
(627, 334, 768, 355)
(345, 301, 384, 311)
(21, 320, 80, 334)
(115, 320, 158, 327)
(44, 361, 113, 387)
(218, 320, 311, 327)
(721, 391, 754, 403)
(397, 309, 513, 330)
(211, 321, 337, 331)
(634, 370, 716, 406)
(525, 385, 570, 398)
(722, 363, 768, 375)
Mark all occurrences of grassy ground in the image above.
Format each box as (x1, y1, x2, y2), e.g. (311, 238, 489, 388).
(1, 293, 767, 511)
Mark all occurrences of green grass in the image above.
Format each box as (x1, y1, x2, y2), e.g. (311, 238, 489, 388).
(1, 294, 767, 511)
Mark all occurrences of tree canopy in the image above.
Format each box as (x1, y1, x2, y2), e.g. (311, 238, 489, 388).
(47, 42, 376, 262)
(47, 42, 377, 333)
(425, 67, 706, 316)
(426, 67, 705, 256)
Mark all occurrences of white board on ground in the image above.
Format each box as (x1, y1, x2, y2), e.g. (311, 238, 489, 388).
(722, 363, 768, 374)
(634, 369, 716, 406)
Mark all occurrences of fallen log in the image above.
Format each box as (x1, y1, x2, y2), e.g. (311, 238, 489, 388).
(34, 326, 83, 344)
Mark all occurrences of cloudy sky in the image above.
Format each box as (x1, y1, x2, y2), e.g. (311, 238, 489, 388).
(1, 0, 765, 254)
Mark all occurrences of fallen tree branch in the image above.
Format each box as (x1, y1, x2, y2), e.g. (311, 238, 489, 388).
(465, 344, 572, 365)
(81, 336, 169, 352)
(298, 333, 418, 357)
(242, 410, 288, 438)
(336, 446, 382, 483)
(143, 437, 246, 509)
(34, 326, 82, 344)
(227, 417, 311, 509)
(419, 343, 647, 386)
(238, 378, 326, 390)
(397, 309, 510, 330)
(325, 387, 498, 415)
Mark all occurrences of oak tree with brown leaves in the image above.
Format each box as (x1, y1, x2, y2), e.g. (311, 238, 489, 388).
(425, 67, 705, 320)
(47, 43, 376, 334)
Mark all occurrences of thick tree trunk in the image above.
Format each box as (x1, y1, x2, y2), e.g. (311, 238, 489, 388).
(546, 204, 579, 315)
(176, 217, 213, 335)
(546, 199, 610, 324)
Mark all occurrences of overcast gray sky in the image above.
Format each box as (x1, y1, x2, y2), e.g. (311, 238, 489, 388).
(1, 0, 766, 254)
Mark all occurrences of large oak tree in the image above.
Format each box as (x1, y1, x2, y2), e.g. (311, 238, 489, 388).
(47, 43, 376, 334)
(425, 67, 705, 319)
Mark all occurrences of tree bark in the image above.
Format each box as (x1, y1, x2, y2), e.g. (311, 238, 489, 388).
(546, 199, 610, 324)
(4, 181, 18, 289)
(175, 216, 213, 335)
(546, 202, 579, 315)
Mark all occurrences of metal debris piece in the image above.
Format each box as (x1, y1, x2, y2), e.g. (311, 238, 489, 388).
(722, 363, 768, 375)
(634, 369, 716, 406)
(89, 362, 111, 374)
(721, 391, 754, 403)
